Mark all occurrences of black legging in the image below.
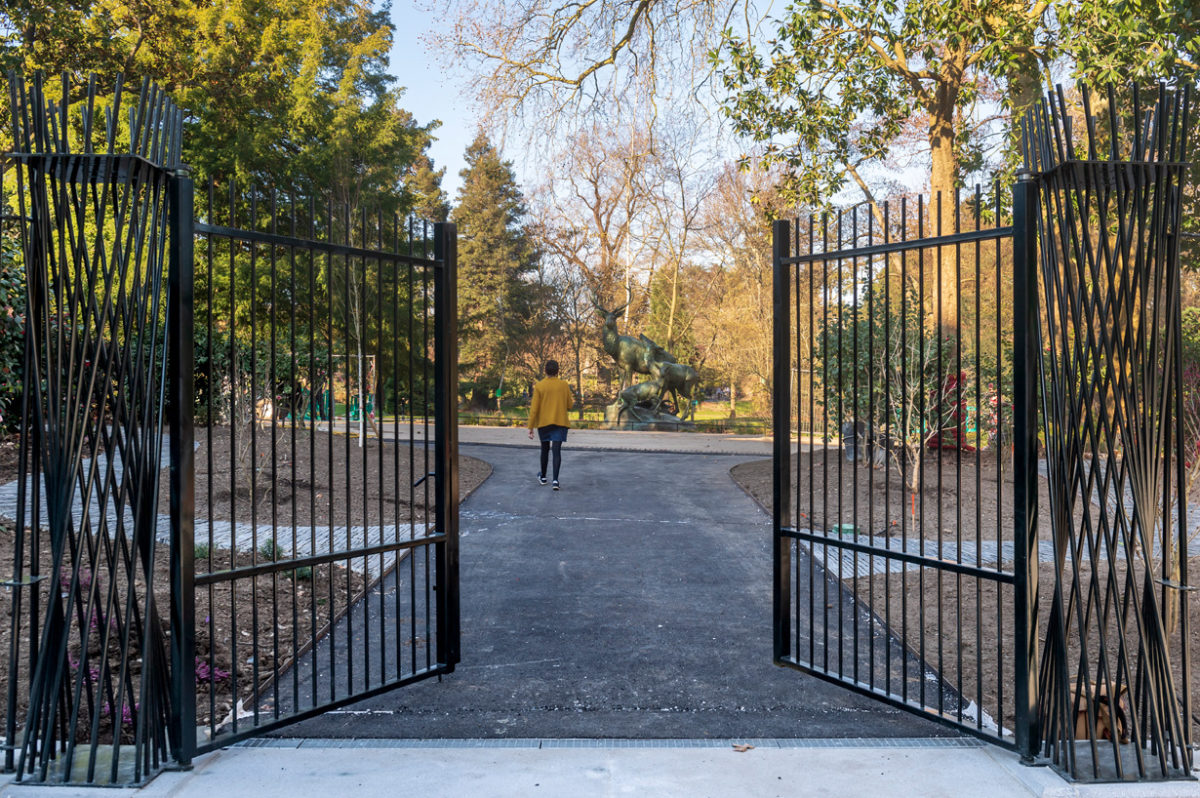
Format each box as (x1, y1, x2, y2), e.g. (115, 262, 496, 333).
(540, 440, 563, 480)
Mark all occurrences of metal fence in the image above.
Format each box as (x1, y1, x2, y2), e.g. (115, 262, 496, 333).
(185, 181, 460, 754)
(2, 73, 460, 785)
(1024, 85, 1194, 781)
(2, 73, 184, 784)
(772, 186, 1027, 747)
(773, 83, 1195, 782)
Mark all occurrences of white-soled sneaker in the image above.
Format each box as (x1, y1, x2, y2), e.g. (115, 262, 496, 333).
(552, 480, 560, 491)
(538, 473, 548, 485)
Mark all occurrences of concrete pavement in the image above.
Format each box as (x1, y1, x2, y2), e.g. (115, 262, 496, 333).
(411, 421, 782, 455)
(3, 738, 1196, 798)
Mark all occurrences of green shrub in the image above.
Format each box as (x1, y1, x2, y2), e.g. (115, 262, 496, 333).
(258, 538, 284, 561)
(0, 228, 24, 432)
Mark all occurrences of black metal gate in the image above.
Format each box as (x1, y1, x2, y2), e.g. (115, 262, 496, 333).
(772, 84, 1194, 782)
(3, 74, 460, 785)
(180, 177, 460, 757)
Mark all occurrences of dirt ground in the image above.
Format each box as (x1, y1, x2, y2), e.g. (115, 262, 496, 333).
(856, 558, 1200, 736)
(0, 432, 19, 484)
(171, 426, 492, 527)
(731, 452, 1200, 735)
(734, 448, 1025, 542)
(0, 522, 370, 737)
(0, 428, 491, 740)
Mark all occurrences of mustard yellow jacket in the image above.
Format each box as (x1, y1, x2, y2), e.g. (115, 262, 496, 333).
(527, 377, 573, 429)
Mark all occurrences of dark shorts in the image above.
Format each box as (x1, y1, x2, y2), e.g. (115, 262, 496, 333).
(537, 425, 568, 442)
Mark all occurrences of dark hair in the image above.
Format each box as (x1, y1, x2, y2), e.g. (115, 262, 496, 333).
(544, 359, 559, 376)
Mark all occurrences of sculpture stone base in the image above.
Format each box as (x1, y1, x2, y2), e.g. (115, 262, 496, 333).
(604, 403, 696, 431)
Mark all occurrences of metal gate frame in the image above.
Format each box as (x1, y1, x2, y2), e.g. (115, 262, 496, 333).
(3, 73, 460, 785)
(772, 83, 1194, 782)
(770, 192, 1034, 751)
(170, 179, 461, 762)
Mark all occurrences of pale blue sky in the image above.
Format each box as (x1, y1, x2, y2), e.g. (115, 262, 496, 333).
(389, 2, 475, 199)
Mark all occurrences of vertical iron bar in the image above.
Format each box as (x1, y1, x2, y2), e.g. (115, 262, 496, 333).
(772, 219, 792, 661)
(167, 172, 196, 768)
(269, 192, 279, 718)
(1012, 170, 1041, 763)
(793, 216, 801, 666)
(433, 222, 460, 669)
(835, 210, 844, 679)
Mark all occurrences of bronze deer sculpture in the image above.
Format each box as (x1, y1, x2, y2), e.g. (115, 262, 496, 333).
(594, 300, 658, 390)
(650, 359, 700, 414)
(615, 378, 667, 420)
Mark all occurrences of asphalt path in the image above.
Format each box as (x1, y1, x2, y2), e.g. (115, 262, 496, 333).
(284, 441, 953, 739)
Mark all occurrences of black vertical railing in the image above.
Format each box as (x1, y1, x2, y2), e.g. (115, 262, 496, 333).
(433, 221, 460, 670)
(1011, 170, 1041, 762)
(772, 219, 793, 663)
(2, 72, 461, 784)
(166, 172, 196, 769)
(772, 83, 1196, 781)
(1026, 84, 1193, 781)
(773, 183, 1020, 746)
(186, 185, 456, 752)
(3, 72, 182, 785)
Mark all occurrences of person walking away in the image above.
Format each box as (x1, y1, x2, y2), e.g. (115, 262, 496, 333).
(527, 360, 573, 490)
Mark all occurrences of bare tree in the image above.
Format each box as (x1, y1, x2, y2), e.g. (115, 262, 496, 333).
(552, 264, 599, 416)
(692, 162, 788, 415)
(533, 125, 653, 302)
(432, 0, 751, 137)
(637, 123, 718, 353)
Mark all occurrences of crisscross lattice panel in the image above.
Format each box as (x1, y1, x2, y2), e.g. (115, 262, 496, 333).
(1027, 85, 1193, 781)
(3, 73, 182, 785)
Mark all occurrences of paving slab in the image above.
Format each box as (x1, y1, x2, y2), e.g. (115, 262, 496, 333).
(6, 738, 1196, 798)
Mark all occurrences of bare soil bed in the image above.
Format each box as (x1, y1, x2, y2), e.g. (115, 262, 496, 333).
(0, 428, 491, 741)
(169, 426, 492, 527)
(734, 448, 1026, 541)
(0, 433, 19, 484)
(856, 557, 1200, 735)
(0, 521, 369, 739)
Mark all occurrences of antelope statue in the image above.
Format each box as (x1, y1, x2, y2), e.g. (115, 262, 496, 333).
(615, 378, 667, 420)
(594, 300, 661, 390)
(650, 359, 701, 414)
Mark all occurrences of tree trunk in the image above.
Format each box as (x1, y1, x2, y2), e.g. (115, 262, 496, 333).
(356, 347, 365, 446)
(729, 382, 737, 419)
(928, 74, 962, 335)
(666, 259, 680, 348)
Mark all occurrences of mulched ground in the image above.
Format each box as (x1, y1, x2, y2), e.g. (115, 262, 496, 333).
(173, 426, 492, 527)
(0, 432, 20, 484)
(733, 448, 1020, 541)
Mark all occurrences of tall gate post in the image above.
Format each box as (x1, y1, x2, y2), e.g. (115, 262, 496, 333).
(1011, 170, 1041, 764)
(433, 222, 461, 669)
(772, 219, 792, 661)
(167, 171, 196, 768)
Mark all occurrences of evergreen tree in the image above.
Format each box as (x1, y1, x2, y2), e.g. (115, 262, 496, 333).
(1, 0, 434, 208)
(451, 133, 539, 408)
(408, 153, 451, 223)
